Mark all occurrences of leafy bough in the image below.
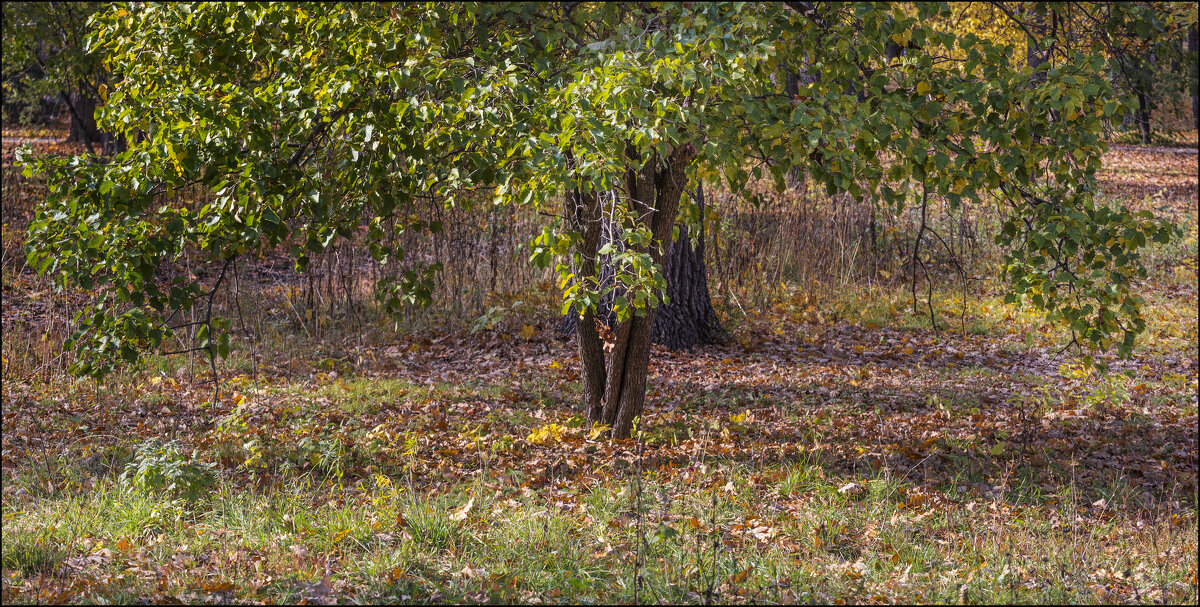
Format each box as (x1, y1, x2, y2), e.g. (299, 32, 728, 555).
(17, 2, 1182, 426)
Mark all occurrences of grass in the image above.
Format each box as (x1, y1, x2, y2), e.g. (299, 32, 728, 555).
(4, 450, 1193, 603)
(2, 143, 1196, 603)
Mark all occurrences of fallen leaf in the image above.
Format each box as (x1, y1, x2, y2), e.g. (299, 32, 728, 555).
(450, 496, 475, 521)
(838, 482, 867, 499)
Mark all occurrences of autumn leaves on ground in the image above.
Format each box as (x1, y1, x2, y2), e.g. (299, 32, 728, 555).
(2, 139, 1198, 604)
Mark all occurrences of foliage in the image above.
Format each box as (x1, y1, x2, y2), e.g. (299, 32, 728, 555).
(15, 1, 1180, 382)
(1091, 2, 1198, 137)
(119, 438, 215, 501)
(948, 2, 1198, 140)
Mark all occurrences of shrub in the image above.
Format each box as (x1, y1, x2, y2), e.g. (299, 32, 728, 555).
(120, 439, 215, 501)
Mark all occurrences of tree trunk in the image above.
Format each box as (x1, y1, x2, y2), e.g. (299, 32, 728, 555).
(66, 91, 100, 147)
(1024, 5, 1048, 87)
(653, 184, 725, 349)
(568, 187, 608, 423)
(560, 185, 724, 351)
(63, 88, 125, 155)
(573, 142, 696, 439)
(1137, 88, 1152, 145)
(1189, 24, 1198, 132)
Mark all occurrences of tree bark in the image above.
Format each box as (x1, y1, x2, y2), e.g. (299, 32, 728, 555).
(1136, 88, 1152, 145)
(570, 142, 696, 439)
(652, 183, 725, 349)
(65, 90, 100, 147)
(63, 87, 125, 155)
(568, 187, 608, 423)
(1024, 5, 1049, 88)
(561, 183, 724, 351)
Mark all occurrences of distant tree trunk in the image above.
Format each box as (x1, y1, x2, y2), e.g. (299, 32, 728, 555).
(63, 87, 125, 155)
(1189, 24, 1198, 132)
(65, 90, 100, 147)
(1025, 11, 1047, 87)
(1136, 88, 1152, 144)
(569, 143, 696, 439)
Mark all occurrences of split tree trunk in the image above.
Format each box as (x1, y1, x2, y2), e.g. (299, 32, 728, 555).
(570, 142, 697, 439)
(560, 183, 724, 351)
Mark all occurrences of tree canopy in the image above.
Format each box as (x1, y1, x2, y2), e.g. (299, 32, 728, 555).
(18, 1, 1179, 435)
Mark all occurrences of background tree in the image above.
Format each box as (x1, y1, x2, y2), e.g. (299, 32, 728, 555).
(1, 2, 120, 152)
(968, 2, 1199, 143)
(1093, 2, 1199, 142)
(557, 181, 726, 353)
(20, 2, 1178, 439)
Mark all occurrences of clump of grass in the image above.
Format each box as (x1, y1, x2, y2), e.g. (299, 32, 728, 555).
(1, 528, 66, 576)
(404, 498, 460, 550)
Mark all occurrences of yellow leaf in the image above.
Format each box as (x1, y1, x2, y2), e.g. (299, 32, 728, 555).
(916, 81, 930, 96)
(587, 423, 611, 441)
(518, 324, 536, 340)
(527, 423, 566, 445)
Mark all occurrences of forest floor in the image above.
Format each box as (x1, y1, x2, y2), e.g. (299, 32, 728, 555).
(1, 138, 1197, 604)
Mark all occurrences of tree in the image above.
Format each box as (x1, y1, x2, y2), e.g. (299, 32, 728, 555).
(1097, 2, 1198, 143)
(972, 2, 1198, 143)
(1, 2, 118, 152)
(21, 2, 1178, 439)
(654, 184, 725, 350)
(558, 182, 725, 352)
(1191, 22, 1198, 130)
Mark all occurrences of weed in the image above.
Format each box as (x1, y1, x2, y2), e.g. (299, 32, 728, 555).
(120, 439, 215, 501)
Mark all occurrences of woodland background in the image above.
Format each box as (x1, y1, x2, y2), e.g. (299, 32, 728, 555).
(1, 2, 1197, 604)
